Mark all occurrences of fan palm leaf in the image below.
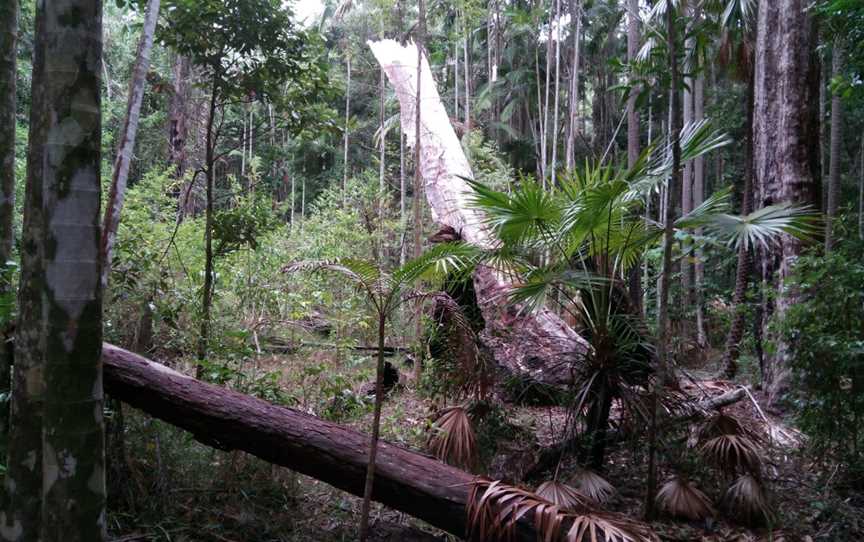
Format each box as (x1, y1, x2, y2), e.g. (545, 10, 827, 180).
(656, 477, 716, 520)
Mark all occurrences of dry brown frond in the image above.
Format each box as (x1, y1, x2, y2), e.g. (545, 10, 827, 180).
(696, 412, 763, 444)
(535, 480, 592, 512)
(467, 479, 656, 542)
(656, 476, 715, 521)
(699, 434, 762, 475)
(427, 407, 477, 469)
(572, 469, 616, 504)
(724, 474, 774, 526)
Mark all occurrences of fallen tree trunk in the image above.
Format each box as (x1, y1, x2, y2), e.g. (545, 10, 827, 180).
(101, 344, 513, 539)
(369, 40, 589, 388)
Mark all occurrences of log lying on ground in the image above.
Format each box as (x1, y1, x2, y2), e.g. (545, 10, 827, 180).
(369, 40, 589, 388)
(101, 344, 529, 539)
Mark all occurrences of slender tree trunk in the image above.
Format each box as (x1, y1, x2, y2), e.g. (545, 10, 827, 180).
(34, 1, 105, 539)
(681, 32, 694, 313)
(197, 77, 219, 378)
(463, 22, 471, 132)
(825, 38, 844, 252)
(626, 0, 641, 312)
(549, 0, 562, 187)
(343, 53, 351, 205)
(3, 1, 45, 536)
(819, 54, 827, 211)
(379, 20, 387, 245)
(400, 131, 407, 265)
(542, 2, 553, 185)
(171, 56, 192, 221)
(412, 0, 426, 383)
(693, 71, 707, 346)
(101, 0, 160, 290)
(0, 0, 18, 459)
(565, 0, 581, 172)
(359, 311, 388, 542)
(753, 0, 819, 404)
(722, 66, 755, 379)
(859, 135, 864, 241)
(647, 0, 679, 519)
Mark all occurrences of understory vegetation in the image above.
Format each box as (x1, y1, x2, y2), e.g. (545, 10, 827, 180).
(1, 0, 864, 541)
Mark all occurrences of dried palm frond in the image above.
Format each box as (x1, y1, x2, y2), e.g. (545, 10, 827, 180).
(696, 411, 763, 444)
(467, 479, 656, 542)
(724, 474, 774, 526)
(535, 480, 592, 512)
(656, 477, 715, 521)
(572, 469, 616, 504)
(699, 434, 762, 475)
(427, 407, 477, 469)
(566, 514, 657, 542)
(756, 530, 809, 542)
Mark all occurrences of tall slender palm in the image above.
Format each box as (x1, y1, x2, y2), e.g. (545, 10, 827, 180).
(286, 243, 473, 542)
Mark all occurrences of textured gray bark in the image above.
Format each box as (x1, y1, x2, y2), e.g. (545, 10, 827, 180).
(753, 0, 819, 403)
(565, 0, 581, 172)
(39, 1, 106, 539)
(101, 0, 160, 288)
(3, 1, 45, 538)
(0, 0, 18, 460)
(171, 56, 193, 221)
(825, 39, 843, 252)
(693, 71, 706, 346)
(626, 0, 639, 170)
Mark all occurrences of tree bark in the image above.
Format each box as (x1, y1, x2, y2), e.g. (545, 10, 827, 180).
(3, 0, 46, 536)
(100, 344, 542, 541)
(170, 55, 192, 220)
(343, 53, 351, 205)
(358, 312, 387, 541)
(197, 76, 219, 378)
(411, 1, 425, 382)
(825, 38, 843, 252)
(722, 65, 755, 379)
(565, 0, 581, 172)
(101, 0, 160, 289)
(0, 0, 17, 457)
(370, 39, 590, 389)
(753, 0, 819, 403)
(9, 1, 107, 539)
(626, 0, 641, 313)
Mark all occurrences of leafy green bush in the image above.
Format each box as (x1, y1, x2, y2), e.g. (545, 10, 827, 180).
(779, 229, 864, 479)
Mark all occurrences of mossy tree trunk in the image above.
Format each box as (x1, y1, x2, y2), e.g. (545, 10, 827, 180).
(0, 0, 18, 460)
(4, 1, 106, 540)
(39, 1, 106, 539)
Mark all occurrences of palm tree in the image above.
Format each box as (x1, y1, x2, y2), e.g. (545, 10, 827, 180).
(456, 120, 816, 471)
(286, 243, 474, 542)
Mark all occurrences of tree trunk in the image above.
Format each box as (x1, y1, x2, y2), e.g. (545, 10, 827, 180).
(0, 0, 17, 457)
(859, 135, 864, 241)
(722, 65, 755, 379)
(411, 0, 426, 383)
(101, 0, 160, 289)
(647, 0, 680, 519)
(4, 0, 46, 536)
(549, 0, 562, 187)
(565, 0, 581, 172)
(170, 55, 192, 220)
(21, 1, 105, 539)
(693, 71, 707, 346)
(626, 0, 641, 313)
(99, 344, 559, 541)
(359, 312, 388, 541)
(370, 40, 590, 389)
(343, 53, 351, 205)
(825, 38, 843, 252)
(197, 77, 219, 378)
(753, 0, 819, 404)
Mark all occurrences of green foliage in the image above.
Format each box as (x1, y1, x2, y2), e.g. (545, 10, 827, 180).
(779, 230, 864, 477)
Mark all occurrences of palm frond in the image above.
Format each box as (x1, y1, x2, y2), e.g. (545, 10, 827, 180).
(392, 242, 479, 289)
(535, 480, 592, 512)
(467, 479, 656, 542)
(700, 203, 821, 251)
(699, 434, 762, 475)
(427, 407, 477, 470)
(572, 469, 616, 505)
(467, 178, 562, 246)
(723, 474, 774, 526)
(656, 477, 715, 521)
(284, 259, 387, 300)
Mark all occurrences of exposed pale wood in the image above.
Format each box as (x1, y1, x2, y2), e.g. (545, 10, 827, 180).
(369, 39, 589, 388)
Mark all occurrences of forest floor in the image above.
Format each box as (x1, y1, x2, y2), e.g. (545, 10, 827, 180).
(106, 346, 864, 542)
